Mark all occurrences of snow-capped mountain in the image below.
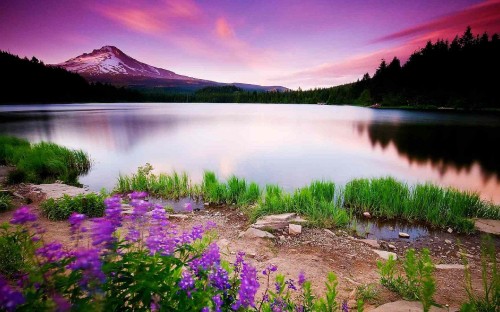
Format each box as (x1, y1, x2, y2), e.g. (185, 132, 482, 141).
(55, 46, 287, 92)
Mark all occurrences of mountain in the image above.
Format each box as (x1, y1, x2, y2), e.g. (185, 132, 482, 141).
(55, 46, 287, 92)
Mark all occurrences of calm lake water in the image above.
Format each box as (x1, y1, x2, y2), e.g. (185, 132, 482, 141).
(1, 103, 499, 204)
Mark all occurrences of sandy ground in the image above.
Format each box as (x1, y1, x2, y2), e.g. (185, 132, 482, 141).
(1, 174, 498, 311)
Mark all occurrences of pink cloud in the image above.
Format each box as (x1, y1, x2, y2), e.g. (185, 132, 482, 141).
(97, 8, 167, 34)
(374, 0, 500, 43)
(215, 17, 235, 39)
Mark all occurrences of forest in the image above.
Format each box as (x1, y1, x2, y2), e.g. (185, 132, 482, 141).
(1, 27, 498, 109)
(0, 51, 142, 104)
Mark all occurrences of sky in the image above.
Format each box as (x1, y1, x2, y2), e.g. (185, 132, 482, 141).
(1, 0, 500, 89)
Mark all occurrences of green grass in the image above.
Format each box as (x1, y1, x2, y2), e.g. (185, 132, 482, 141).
(41, 192, 106, 220)
(116, 164, 191, 199)
(0, 135, 91, 185)
(253, 181, 349, 227)
(116, 165, 498, 232)
(344, 177, 498, 233)
(0, 193, 13, 212)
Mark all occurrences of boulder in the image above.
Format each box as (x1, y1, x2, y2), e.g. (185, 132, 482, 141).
(239, 228, 275, 239)
(359, 239, 380, 249)
(288, 224, 302, 235)
(373, 250, 398, 260)
(399, 232, 410, 238)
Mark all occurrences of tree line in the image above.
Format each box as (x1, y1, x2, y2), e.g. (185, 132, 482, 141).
(1, 27, 499, 109)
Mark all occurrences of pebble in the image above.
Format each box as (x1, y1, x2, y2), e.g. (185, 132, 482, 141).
(399, 232, 410, 238)
(445, 239, 452, 244)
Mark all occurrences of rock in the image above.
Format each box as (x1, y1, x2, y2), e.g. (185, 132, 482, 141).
(204, 202, 209, 206)
(363, 212, 371, 218)
(388, 226, 394, 231)
(239, 228, 275, 239)
(445, 239, 452, 244)
(252, 213, 302, 231)
(12, 192, 25, 200)
(279, 235, 286, 242)
(34, 183, 89, 199)
(474, 219, 500, 235)
(399, 232, 410, 238)
(359, 239, 380, 249)
(447, 227, 453, 233)
(436, 264, 465, 270)
(168, 214, 189, 220)
(324, 229, 336, 237)
(388, 244, 396, 250)
(373, 250, 398, 260)
(288, 224, 302, 235)
(217, 239, 230, 248)
(370, 300, 447, 312)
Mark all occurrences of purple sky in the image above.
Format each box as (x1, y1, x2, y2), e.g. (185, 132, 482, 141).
(1, 0, 500, 89)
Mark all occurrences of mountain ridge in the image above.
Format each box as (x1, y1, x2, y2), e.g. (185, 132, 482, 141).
(55, 46, 287, 92)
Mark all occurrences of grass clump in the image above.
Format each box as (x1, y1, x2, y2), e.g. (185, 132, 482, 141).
(0, 223, 35, 278)
(254, 181, 349, 227)
(0, 135, 91, 185)
(356, 283, 379, 304)
(116, 163, 191, 199)
(344, 177, 496, 233)
(202, 171, 262, 206)
(377, 248, 436, 312)
(461, 235, 499, 312)
(0, 193, 13, 212)
(41, 192, 106, 220)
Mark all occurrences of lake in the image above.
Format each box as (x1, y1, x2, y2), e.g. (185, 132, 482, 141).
(1, 103, 499, 204)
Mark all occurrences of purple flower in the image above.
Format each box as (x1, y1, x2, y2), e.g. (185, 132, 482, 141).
(69, 213, 86, 235)
(67, 248, 105, 286)
(179, 271, 195, 292)
(190, 224, 204, 240)
(234, 251, 245, 270)
(212, 294, 222, 312)
(130, 191, 148, 199)
(52, 294, 71, 312)
(104, 196, 123, 228)
(0, 277, 25, 311)
(91, 218, 116, 248)
(10, 206, 36, 225)
(342, 300, 349, 312)
(35, 242, 66, 263)
(298, 271, 306, 286)
(146, 207, 177, 255)
(129, 199, 150, 221)
(205, 221, 217, 231)
(232, 262, 259, 309)
(184, 202, 193, 212)
(275, 282, 281, 292)
(201, 308, 210, 312)
(287, 279, 297, 291)
(209, 266, 230, 290)
(263, 264, 278, 276)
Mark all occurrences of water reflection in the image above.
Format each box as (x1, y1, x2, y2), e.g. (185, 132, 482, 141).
(1, 104, 499, 203)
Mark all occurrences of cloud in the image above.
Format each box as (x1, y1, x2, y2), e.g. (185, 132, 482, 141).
(374, 0, 500, 43)
(94, 0, 203, 35)
(215, 17, 235, 39)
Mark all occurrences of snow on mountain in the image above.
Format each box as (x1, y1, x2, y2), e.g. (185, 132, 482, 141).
(55, 46, 288, 92)
(57, 46, 194, 80)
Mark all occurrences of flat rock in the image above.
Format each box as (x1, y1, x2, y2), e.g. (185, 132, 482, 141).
(324, 229, 336, 237)
(288, 223, 302, 235)
(168, 214, 189, 220)
(373, 250, 398, 260)
(359, 239, 380, 249)
(239, 228, 275, 239)
(34, 183, 89, 199)
(435, 264, 465, 270)
(475, 219, 500, 235)
(370, 300, 447, 312)
(252, 213, 301, 231)
(399, 232, 410, 238)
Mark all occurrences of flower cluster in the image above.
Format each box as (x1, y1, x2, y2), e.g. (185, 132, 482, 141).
(0, 194, 355, 312)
